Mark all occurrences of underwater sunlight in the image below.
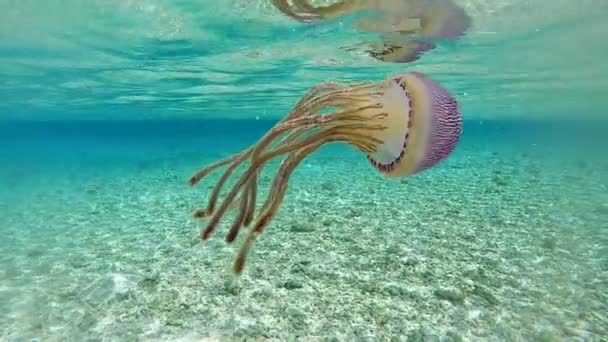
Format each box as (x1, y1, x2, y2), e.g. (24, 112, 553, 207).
(1, 0, 607, 340)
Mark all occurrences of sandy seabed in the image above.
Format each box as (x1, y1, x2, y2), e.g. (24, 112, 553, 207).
(1, 128, 607, 341)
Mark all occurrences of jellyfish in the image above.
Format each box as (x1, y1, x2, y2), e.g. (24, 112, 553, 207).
(272, 0, 470, 63)
(189, 71, 462, 275)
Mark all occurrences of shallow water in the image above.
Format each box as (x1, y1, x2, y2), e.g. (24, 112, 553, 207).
(1, 0, 608, 341)
(1, 119, 607, 340)
(1, 0, 607, 120)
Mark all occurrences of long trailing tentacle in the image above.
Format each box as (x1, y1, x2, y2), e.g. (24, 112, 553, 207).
(191, 125, 309, 219)
(225, 180, 253, 243)
(200, 119, 386, 242)
(189, 82, 390, 273)
(188, 83, 343, 187)
(187, 83, 359, 217)
(239, 123, 314, 230)
(252, 129, 379, 233)
(232, 140, 322, 274)
(231, 130, 368, 274)
(192, 152, 250, 218)
(188, 82, 375, 189)
(191, 100, 383, 217)
(242, 172, 258, 227)
(248, 104, 383, 161)
(291, 84, 380, 119)
(189, 151, 244, 187)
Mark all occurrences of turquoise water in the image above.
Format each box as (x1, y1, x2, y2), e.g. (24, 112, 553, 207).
(2, 1, 608, 341)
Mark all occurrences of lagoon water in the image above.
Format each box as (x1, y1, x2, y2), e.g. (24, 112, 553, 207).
(1, 1, 607, 340)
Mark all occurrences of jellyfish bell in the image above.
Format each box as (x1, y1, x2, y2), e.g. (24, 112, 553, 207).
(418, 0, 471, 39)
(362, 0, 471, 39)
(271, 0, 471, 40)
(272, 0, 470, 66)
(188, 72, 462, 275)
(366, 72, 462, 176)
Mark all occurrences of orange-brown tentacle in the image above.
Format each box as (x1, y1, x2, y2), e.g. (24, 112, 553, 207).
(192, 106, 383, 218)
(188, 82, 354, 187)
(191, 85, 381, 228)
(232, 139, 330, 274)
(239, 126, 317, 231)
(199, 124, 334, 240)
(232, 126, 387, 274)
(290, 85, 380, 118)
(224, 127, 313, 241)
(191, 115, 330, 218)
(190, 99, 338, 216)
(290, 82, 343, 110)
(189, 151, 245, 187)
(244, 124, 386, 230)
(192, 150, 252, 218)
(225, 181, 253, 243)
(231, 137, 330, 274)
(242, 172, 258, 227)
(248, 104, 383, 161)
(246, 124, 387, 227)
(252, 129, 382, 232)
(204, 122, 385, 243)
(190, 87, 374, 188)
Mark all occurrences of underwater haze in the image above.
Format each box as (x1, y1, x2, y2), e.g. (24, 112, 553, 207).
(1, 0, 608, 341)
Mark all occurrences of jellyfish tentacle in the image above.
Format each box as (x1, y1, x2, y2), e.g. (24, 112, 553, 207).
(292, 85, 380, 117)
(227, 125, 383, 247)
(189, 151, 245, 187)
(292, 82, 343, 109)
(191, 117, 320, 217)
(205, 122, 385, 244)
(200, 117, 386, 241)
(191, 101, 379, 218)
(242, 172, 258, 227)
(264, 124, 385, 157)
(192, 151, 252, 217)
(246, 105, 381, 163)
(230, 126, 388, 272)
(188, 82, 356, 187)
(225, 170, 259, 243)
(188, 90, 375, 187)
(232, 138, 329, 274)
(192, 85, 385, 219)
(188, 115, 309, 192)
(289, 82, 378, 110)
(253, 129, 381, 229)
(225, 181, 252, 243)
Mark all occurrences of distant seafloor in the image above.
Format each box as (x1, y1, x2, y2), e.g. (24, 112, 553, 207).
(1, 118, 607, 340)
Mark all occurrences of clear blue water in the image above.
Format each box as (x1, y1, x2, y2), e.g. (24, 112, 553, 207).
(1, 1, 608, 340)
